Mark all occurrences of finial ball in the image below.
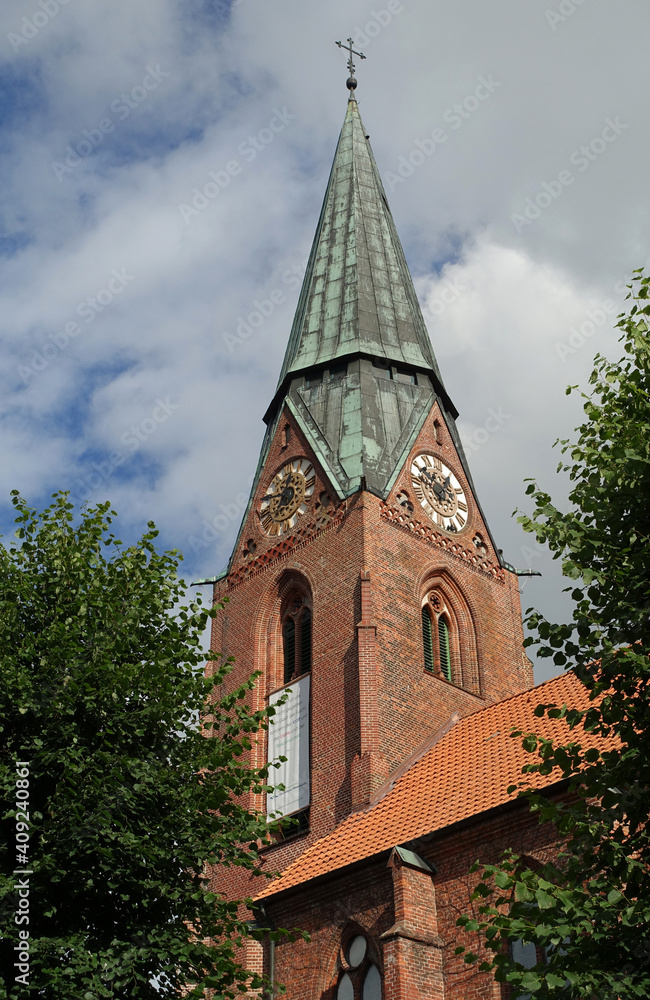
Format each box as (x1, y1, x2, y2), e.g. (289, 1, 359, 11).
(346, 75, 358, 91)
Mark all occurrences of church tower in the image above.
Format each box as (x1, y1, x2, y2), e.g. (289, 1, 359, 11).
(208, 69, 532, 872)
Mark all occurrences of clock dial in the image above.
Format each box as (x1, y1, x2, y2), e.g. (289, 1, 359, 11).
(259, 459, 315, 536)
(410, 454, 469, 533)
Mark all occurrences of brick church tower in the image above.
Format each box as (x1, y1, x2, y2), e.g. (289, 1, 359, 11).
(207, 72, 538, 998)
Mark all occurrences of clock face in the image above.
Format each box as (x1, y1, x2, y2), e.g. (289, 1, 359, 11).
(259, 459, 315, 536)
(410, 454, 469, 533)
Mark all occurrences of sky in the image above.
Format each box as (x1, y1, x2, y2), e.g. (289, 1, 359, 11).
(1, 0, 648, 683)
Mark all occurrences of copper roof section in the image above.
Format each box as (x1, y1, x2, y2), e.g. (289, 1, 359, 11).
(273, 98, 447, 395)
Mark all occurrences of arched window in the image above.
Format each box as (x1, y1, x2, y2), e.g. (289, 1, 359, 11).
(337, 974, 354, 1000)
(362, 965, 382, 1000)
(282, 598, 312, 684)
(335, 933, 382, 999)
(418, 574, 480, 694)
(422, 593, 454, 683)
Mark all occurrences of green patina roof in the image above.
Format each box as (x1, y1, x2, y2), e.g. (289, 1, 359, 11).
(274, 98, 446, 392)
(226, 97, 488, 572)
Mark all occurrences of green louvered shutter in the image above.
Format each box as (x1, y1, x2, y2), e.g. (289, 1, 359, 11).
(439, 617, 451, 681)
(422, 607, 434, 673)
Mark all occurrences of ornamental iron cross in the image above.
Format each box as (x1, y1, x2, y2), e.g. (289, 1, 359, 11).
(335, 37, 366, 82)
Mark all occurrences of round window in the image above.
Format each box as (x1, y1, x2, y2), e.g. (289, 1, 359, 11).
(347, 934, 367, 968)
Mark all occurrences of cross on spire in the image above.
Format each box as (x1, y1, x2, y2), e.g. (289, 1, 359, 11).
(335, 37, 366, 95)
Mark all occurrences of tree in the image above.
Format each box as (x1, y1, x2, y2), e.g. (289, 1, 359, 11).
(457, 271, 650, 998)
(0, 492, 282, 999)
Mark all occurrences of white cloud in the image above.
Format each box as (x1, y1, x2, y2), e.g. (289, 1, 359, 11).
(1, 0, 649, 682)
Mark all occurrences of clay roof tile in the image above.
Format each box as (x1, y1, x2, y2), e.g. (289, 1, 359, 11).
(256, 671, 611, 900)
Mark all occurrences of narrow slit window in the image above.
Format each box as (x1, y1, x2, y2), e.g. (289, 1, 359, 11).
(438, 616, 451, 681)
(422, 607, 434, 673)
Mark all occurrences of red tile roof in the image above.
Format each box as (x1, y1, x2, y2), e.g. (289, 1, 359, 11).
(256, 671, 611, 899)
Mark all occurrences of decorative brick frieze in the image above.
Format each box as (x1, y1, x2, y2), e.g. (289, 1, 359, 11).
(380, 499, 505, 583)
(226, 498, 351, 590)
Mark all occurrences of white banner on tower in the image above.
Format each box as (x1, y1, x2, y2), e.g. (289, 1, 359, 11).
(266, 674, 311, 819)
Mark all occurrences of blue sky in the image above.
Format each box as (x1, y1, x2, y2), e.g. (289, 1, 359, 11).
(1, 0, 649, 679)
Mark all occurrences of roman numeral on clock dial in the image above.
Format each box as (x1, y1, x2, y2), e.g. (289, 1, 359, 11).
(409, 454, 470, 534)
(259, 458, 316, 536)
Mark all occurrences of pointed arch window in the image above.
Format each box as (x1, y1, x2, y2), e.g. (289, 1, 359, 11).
(282, 598, 312, 684)
(336, 932, 383, 999)
(422, 593, 454, 683)
(362, 965, 382, 999)
(268, 583, 313, 827)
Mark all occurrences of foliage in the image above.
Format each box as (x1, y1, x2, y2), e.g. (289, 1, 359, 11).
(456, 271, 650, 998)
(0, 492, 283, 999)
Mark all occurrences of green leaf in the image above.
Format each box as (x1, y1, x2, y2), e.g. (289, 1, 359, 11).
(465, 270, 650, 1000)
(520, 971, 542, 992)
(0, 492, 283, 999)
(546, 972, 569, 988)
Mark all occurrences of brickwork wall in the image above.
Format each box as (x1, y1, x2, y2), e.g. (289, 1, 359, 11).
(262, 799, 561, 1000)
(371, 401, 532, 773)
(380, 852, 445, 999)
(208, 407, 366, 915)
(208, 399, 534, 981)
(268, 861, 394, 1000)
(433, 803, 560, 1000)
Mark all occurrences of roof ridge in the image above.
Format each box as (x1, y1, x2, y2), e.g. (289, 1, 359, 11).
(262, 674, 579, 886)
(368, 710, 462, 809)
(254, 672, 602, 901)
(462, 668, 578, 722)
(371, 671, 579, 801)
